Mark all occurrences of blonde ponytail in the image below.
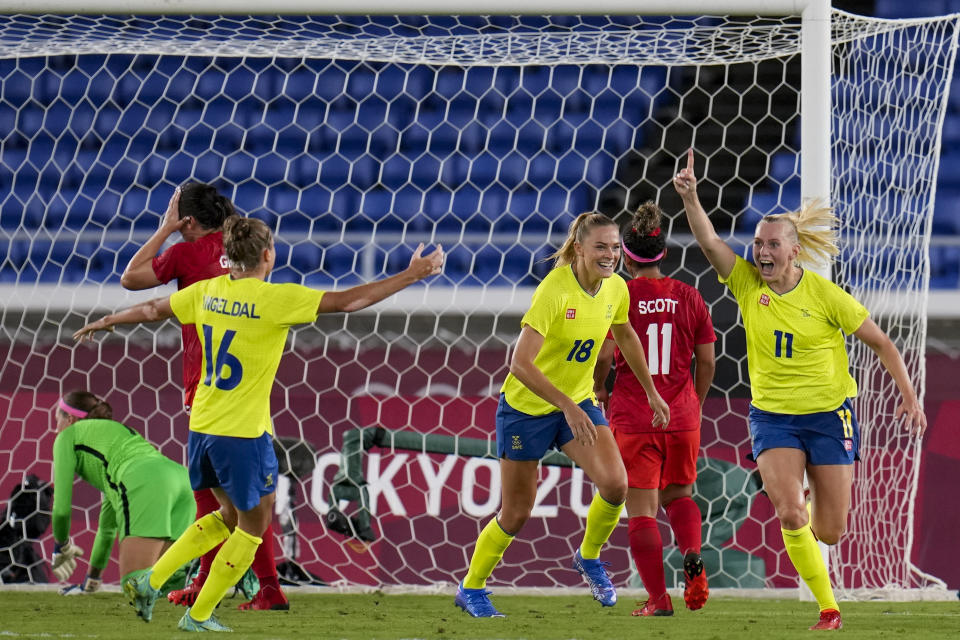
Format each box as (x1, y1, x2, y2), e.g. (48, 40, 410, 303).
(549, 212, 619, 268)
(762, 198, 839, 268)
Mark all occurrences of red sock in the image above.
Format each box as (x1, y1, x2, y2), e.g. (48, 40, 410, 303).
(193, 489, 222, 580)
(664, 496, 702, 555)
(250, 524, 281, 590)
(628, 516, 666, 599)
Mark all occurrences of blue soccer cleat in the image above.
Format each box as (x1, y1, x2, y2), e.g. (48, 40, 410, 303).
(178, 608, 233, 632)
(454, 583, 506, 618)
(573, 549, 617, 606)
(123, 569, 161, 622)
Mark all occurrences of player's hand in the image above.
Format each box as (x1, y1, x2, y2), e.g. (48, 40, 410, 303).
(160, 186, 188, 233)
(407, 243, 444, 280)
(59, 575, 102, 595)
(648, 391, 670, 430)
(895, 397, 927, 438)
(72, 317, 114, 343)
(563, 403, 598, 447)
(593, 385, 610, 416)
(51, 538, 84, 582)
(673, 149, 698, 199)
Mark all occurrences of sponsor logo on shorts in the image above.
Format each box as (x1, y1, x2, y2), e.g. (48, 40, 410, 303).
(264, 472, 274, 488)
(759, 293, 770, 306)
(844, 439, 853, 451)
(566, 308, 576, 319)
(512, 435, 522, 450)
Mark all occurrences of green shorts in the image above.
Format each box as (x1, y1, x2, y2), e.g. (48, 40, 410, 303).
(112, 455, 195, 541)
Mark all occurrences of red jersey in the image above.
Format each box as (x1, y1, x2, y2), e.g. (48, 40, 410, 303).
(609, 276, 715, 433)
(152, 231, 228, 406)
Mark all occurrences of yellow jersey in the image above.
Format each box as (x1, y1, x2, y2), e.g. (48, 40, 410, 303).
(721, 256, 869, 414)
(501, 265, 629, 415)
(170, 274, 324, 437)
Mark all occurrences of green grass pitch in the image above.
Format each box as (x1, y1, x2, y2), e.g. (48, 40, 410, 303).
(0, 591, 958, 639)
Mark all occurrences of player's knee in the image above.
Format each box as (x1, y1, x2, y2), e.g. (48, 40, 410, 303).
(814, 523, 845, 545)
(776, 503, 809, 531)
(497, 510, 530, 535)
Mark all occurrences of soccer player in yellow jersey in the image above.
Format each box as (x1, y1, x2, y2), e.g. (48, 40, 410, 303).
(74, 216, 443, 632)
(674, 150, 926, 631)
(455, 213, 670, 618)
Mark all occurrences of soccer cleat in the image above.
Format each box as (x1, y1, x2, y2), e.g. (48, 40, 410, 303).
(632, 592, 674, 617)
(123, 570, 161, 623)
(682, 551, 709, 611)
(168, 576, 204, 607)
(235, 568, 260, 600)
(809, 608, 842, 630)
(454, 583, 506, 618)
(572, 549, 617, 607)
(238, 585, 290, 611)
(178, 608, 233, 632)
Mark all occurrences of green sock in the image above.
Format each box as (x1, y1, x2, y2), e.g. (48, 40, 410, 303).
(579, 493, 623, 560)
(191, 527, 262, 621)
(149, 511, 230, 590)
(463, 518, 515, 589)
(782, 523, 839, 612)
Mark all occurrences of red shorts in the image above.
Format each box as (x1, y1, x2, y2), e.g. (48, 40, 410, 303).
(613, 427, 699, 490)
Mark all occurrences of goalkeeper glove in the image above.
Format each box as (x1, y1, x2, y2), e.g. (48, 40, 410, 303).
(59, 575, 102, 595)
(51, 538, 84, 582)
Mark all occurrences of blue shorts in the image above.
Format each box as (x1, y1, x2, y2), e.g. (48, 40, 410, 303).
(187, 431, 279, 511)
(496, 394, 608, 461)
(748, 399, 860, 465)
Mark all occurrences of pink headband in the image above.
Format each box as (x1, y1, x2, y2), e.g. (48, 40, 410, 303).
(58, 398, 88, 418)
(621, 241, 665, 264)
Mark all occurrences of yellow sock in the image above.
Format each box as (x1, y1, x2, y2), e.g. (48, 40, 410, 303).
(579, 493, 623, 560)
(149, 511, 230, 590)
(782, 523, 838, 612)
(463, 518, 514, 589)
(190, 527, 262, 621)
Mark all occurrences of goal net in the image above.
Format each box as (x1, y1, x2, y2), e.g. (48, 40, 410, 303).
(0, 9, 954, 597)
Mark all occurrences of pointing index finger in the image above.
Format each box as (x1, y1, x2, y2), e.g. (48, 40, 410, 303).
(686, 149, 694, 172)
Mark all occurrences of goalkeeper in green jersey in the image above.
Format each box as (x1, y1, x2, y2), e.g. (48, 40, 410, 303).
(50, 390, 195, 595)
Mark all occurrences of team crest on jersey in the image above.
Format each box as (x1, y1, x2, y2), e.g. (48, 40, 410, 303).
(759, 293, 770, 306)
(512, 435, 523, 450)
(566, 308, 576, 319)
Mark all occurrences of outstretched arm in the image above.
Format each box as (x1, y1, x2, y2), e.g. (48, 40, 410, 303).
(318, 243, 444, 313)
(120, 188, 186, 290)
(853, 317, 927, 437)
(72, 296, 175, 342)
(609, 322, 670, 428)
(673, 149, 736, 279)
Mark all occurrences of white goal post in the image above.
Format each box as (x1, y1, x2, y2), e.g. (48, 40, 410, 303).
(0, 1, 954, 600)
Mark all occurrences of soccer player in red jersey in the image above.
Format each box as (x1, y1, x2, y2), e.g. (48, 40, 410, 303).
(121, 183, 289, 611)
(594, 202, 716, 617)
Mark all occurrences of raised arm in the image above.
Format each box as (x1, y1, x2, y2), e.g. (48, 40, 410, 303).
(853, 317, 927, 437)
(120, 188, 186, 290)
(609, 322, 670, 428)
(673, 149, 736, 279)
(317, 243, 443, 313)
(73, 296, 175, 342)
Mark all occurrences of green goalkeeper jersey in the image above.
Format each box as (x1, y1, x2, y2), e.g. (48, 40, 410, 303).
(51, 418, 166, 568)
